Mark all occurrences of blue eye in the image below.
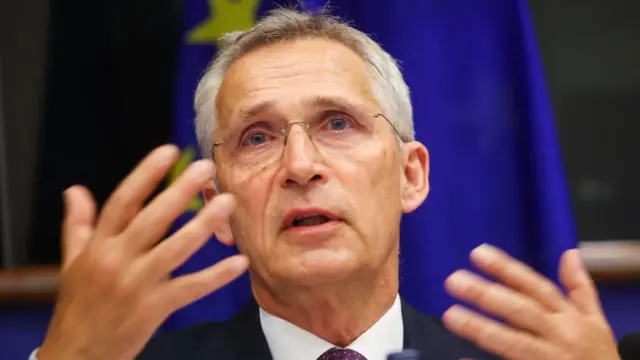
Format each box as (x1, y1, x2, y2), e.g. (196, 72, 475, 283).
(328, 117, 348, 131)
(243, 132, 268, 146)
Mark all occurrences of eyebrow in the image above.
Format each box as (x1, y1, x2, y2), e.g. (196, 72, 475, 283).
(236, 95, 364, 121)
(237, 100, 276, 121)
(307, 95, 356, 112)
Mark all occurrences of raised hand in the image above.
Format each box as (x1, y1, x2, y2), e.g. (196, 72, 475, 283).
(37, 145, 249, 360)
(443, 244, 620, 360)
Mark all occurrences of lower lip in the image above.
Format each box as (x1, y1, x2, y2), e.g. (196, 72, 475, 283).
(282, 220, 343, 236)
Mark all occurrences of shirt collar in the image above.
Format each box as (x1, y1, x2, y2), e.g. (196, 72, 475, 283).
(259, 294, 403, 360)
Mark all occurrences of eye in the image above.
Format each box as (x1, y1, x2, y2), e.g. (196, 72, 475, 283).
(323, 113, 357, 132)
(328, 117, 348, 130)
(235, 120, 281, 148)
(245, 132, 267, 145)
(240, 130, 273, 147)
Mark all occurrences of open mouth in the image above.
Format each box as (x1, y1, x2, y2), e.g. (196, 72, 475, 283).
(281, 209, 342, 231)
(292, 214, 330, 227)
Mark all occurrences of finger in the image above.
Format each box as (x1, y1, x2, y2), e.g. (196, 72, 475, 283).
(159, 254, 249, 312)
(61, 185, 97, 269)
(141, 194, 236, 278)
(445, 270, 553, 336)
(443, 304, 557, 360)
(94, 145, 180, 239)
(470, 244, 569, 312)
(559, 249, 602, 314)
(123, 159, 215, 250)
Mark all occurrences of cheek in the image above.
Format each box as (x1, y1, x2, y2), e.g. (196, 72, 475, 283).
(226, 166, 275, 244)
(337, 145, 402, 235)
(339, 143, 400, 193)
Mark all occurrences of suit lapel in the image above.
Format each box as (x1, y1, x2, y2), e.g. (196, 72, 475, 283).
(401, 298, 499, 360)
(226, 298, 273, 360)
(401, 298, 434, 356)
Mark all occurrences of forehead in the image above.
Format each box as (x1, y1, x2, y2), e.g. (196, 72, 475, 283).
(216, 38, 377, 125)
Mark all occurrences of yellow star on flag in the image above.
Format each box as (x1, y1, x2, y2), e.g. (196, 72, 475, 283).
(188, 0, 261, 45)
(168, 146, 205, 212)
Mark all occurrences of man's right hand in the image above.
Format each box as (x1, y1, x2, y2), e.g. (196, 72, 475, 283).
(37, 145, 249, 360)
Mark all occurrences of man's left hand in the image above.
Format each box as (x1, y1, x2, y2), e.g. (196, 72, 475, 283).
(443, 244, 620, 360)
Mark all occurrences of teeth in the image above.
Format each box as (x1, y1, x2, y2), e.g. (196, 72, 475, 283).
(292, 215, 329, 227)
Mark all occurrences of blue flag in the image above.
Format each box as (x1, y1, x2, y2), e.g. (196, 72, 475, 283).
(315, 0, 578, 317)
(164, 0, 577, 331)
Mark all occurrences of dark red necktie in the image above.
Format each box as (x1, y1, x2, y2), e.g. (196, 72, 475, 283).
(317, 347, 368, 360)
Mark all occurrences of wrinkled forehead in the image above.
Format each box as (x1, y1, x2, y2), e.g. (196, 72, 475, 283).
(215, 38, 379, 128)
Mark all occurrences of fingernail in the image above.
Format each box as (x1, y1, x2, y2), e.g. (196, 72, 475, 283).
(470, 243, 499, 263)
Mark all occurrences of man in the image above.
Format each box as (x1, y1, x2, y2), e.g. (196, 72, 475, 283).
(34, 8, 621, 360)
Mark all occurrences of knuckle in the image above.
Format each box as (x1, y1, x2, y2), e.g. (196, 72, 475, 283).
(560, 328, 582, 347)
(187, 216, 214, 239)
(471, 282, 494, 304)
(503, 301, 530, 321)
(175, 178, 199, 196)
(458, 315, 482, 339)
(91, 249, 124, 278)
(112, 271, 140, 300)
(101, 195, 137, 226)
(85, 247, 140, 299)
(138, 291, 165, 316)
(475, 322, 499, 347)
(107, 189, 132, 211)
(537, 314, 558, 336)
(496, 336, 519, 356)
(170, 173, 204, 199)
(538, 283, 560, 300)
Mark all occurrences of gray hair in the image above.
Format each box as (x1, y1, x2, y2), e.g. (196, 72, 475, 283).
(193, 7, 414, 159)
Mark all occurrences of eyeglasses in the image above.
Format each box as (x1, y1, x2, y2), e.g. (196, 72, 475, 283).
(212, 111, 405, 168)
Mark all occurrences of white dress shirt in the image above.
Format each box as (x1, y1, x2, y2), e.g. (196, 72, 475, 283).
(260, 294, 404, 360)
(29, 295, 404, 360)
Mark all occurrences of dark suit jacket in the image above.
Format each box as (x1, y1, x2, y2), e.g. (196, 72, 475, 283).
(138, 298, 499, 360)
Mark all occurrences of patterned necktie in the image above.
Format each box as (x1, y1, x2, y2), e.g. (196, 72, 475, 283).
(317, 347, 368, 360)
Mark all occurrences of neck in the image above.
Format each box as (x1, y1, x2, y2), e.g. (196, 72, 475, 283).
(252, 258, 399, 347)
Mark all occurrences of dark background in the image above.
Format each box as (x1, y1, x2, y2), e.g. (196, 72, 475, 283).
(1, 0, 181, 266)
(533, 0, 640, 242)
(0, 0, 638, 267)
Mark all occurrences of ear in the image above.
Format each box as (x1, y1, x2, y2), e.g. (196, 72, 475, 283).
(201, 178, 236, 246)
(401, 141, 430, 213)
(201, 179, 218, 204)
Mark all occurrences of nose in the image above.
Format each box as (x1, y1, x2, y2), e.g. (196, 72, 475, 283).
(276, 123, 328, 188)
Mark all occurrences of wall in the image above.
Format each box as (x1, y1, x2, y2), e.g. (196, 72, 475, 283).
(0, 0, 50, 267)
(530, 0, 640, 240)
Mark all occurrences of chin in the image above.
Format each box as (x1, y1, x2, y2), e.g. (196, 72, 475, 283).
(283, 248, 360, 285)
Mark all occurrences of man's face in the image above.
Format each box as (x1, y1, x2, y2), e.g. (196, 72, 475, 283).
(208, 38, 428, 288)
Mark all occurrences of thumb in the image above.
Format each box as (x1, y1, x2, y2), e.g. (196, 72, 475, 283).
(559, 248, 602, 314)
(61, 185, 97, 270)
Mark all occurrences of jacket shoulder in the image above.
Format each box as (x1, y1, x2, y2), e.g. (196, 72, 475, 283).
(402, 300, 501, 360)
(137, 321, 234, 360)
(137, 299, 269, 360)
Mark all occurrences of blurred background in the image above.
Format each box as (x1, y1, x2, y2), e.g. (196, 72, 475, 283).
(0, 0, 638, 358)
